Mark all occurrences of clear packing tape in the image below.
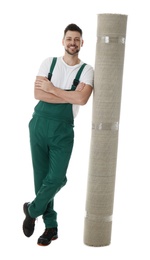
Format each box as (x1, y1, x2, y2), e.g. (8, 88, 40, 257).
(92, 122, 119, 131)
(99, 36, 125, 44)
(85, 212, 113, 222)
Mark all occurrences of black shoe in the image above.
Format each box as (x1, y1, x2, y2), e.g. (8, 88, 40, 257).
(37, 228, 58, 246)
(23, 202, 36, 237)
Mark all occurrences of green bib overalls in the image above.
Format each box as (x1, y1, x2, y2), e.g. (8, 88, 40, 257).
(28, 58, 86, 228)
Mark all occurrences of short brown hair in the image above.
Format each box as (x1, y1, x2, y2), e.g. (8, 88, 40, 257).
(64, 23, 82, 37)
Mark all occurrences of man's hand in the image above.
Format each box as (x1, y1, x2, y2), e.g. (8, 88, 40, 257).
(35, 77, 55, 93)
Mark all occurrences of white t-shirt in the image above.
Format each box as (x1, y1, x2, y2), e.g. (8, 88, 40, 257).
(37, 56, 94, 118)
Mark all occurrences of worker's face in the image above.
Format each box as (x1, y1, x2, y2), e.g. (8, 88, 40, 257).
(62, 30, 83, 56)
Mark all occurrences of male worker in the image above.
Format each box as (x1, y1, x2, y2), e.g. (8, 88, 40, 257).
(23, 23, 94, 246)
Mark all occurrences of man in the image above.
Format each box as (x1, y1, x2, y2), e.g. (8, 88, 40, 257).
(23, 23, 94, 246)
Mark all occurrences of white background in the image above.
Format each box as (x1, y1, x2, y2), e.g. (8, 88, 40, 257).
(0, 0, 150, 259)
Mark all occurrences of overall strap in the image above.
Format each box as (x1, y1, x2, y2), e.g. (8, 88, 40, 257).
(72, 63, 87, 89)
(48, 57, 57, 81)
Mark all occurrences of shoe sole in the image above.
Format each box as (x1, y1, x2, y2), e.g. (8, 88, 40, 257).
(37, 236, 58, 246)
(22, 203, 35, 237)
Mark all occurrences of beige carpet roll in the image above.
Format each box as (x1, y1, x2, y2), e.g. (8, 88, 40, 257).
(83, 13, 128, 247)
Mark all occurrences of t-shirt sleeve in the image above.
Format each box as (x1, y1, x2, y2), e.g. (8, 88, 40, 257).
(80, 65, 94, 88)
(37, 57, 53, 77)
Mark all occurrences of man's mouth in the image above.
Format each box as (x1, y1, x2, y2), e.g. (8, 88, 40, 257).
(69, 45, 76, 50)
(65, 46, 79, 55)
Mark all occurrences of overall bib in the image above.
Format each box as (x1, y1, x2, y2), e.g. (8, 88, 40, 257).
(28, 58, 86, 228)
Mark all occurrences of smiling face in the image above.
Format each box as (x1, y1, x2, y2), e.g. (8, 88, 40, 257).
(62, 30, 84, 56)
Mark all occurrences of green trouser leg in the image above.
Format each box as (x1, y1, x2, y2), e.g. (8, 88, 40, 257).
(28, 114, 74, 228)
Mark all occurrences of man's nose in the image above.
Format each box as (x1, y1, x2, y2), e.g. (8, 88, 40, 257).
(70, 39, 76, 45)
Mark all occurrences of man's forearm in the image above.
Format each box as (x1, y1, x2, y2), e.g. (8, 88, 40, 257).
(34, 88, 67, 104)
(50, 84, 92, 105)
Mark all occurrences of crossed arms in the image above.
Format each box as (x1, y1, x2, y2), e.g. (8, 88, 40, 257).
(34, 76, 93, 105)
